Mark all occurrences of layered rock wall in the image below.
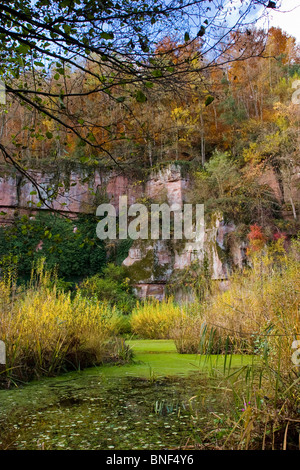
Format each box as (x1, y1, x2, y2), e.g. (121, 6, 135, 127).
(0, 162, 293, 299)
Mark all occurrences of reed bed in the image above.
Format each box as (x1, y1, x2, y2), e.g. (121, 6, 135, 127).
(130, 240, 300, 449)
(0, 260, 130, 386)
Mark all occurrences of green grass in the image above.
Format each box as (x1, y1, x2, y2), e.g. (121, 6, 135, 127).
(127, 339, 177, 353)
(0, 339, 256, 385)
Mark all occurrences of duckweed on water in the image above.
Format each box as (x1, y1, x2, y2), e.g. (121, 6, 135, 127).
(0, 340, 254, 450)
(0, 374, 232, 450)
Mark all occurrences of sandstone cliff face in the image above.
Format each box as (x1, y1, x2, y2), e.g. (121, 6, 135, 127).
(0, 162, 286, 299)
(0, 168, 143, 218)
(0, 164, 189, 215)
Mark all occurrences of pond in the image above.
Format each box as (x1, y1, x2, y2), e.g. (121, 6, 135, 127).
(0, 340, 254, 450)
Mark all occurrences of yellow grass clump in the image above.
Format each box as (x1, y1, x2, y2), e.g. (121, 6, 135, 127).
(130, 297, 186, 339)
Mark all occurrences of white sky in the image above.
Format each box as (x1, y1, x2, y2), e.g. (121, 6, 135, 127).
(259, 0, 300, 43)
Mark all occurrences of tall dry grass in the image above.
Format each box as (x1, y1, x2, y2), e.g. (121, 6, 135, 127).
(184, 238, 300, 367)
(0, 259, 129, 386)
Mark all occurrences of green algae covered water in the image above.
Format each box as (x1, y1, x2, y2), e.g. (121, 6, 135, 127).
(0, 340, 254, 450)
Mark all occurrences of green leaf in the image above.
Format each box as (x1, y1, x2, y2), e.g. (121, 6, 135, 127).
(184, 32, 190, 42)
(151, 69, 163, 78)
(197, 26, 206, 37)
(46, 131, 53, 139)
(100, 32, 114, 40)
(16, 44, 31, 54)
(205, 95, 214, 106)
(63, 24, 71, 35)
(135, 90, 147, 103)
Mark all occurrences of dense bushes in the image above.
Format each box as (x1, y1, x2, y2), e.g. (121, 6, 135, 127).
(0, 213, 136, 315)
(0, 212, 134, 283)
(79, 263, 136, 314)
(190, 150, 282, 228)
(0, 213, 107, 281)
